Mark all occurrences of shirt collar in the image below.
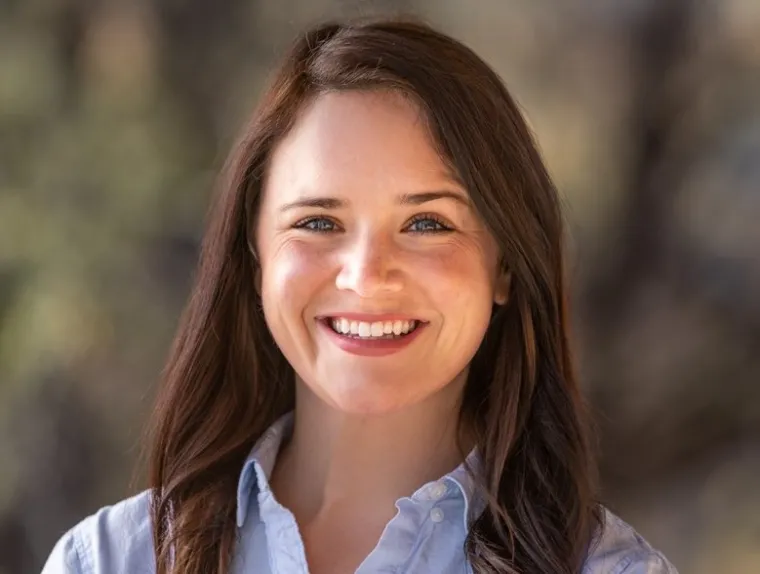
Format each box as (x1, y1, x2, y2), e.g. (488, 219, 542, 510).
(235, 411, 483, 528)
(445, 446, 485, 528)
(236, 412, 294, 527)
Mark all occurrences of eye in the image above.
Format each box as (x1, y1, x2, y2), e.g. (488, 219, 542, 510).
(406, 214, 452, 234)
(293, 217, 339, 233)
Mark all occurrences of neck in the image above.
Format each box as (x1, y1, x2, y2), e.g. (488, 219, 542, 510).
(270, 376, 472, 523)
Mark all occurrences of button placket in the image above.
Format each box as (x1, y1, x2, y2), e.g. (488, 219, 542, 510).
(426, 481, 448, 524)
(428, 481, 447, 501)
(430, 507, 445, 523)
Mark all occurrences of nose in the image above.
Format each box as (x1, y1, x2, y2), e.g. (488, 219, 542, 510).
(334, 232, 404, 297)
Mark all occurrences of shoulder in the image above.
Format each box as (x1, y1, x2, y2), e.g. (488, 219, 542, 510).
(583, 508, 678, 574)
(41, 490, 155, 574)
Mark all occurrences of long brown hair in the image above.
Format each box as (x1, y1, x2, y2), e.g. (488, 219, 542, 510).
(146, 16, 601, 574)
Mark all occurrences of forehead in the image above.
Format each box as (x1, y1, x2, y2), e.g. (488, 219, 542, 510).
(264, 90, 458, 200)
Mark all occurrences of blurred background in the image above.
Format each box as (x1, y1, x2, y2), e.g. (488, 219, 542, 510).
(1, 0, 759, 572)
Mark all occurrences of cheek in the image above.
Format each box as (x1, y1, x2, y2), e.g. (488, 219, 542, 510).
(260, 241, 332, 315)
(417, 242, 499, 309)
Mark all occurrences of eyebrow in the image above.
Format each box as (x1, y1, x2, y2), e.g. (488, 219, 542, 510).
(280, 190, 470, 212)
(399, 191, 470, 207)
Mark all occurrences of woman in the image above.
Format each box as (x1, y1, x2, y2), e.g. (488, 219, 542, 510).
(42, 17, 677, 574)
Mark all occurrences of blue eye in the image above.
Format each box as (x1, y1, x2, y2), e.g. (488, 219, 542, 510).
(407, 216, 451, 234)
(294, 217, 338, 232)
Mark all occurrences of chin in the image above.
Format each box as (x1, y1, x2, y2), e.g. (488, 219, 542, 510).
(323, 380, 420, 416)
(328, 394, 411, 416)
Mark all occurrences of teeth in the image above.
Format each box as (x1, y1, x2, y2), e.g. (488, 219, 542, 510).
(329, 318, 419, 338)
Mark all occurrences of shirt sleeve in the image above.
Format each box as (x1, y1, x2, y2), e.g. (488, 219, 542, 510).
(584, 509, 679, 574)
(40, 528, 85, 574)
(618, 551, 679, 574)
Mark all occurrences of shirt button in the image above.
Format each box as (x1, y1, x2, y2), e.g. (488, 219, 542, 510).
(428, 482, 447, 500)
(430, 507, 445, 523)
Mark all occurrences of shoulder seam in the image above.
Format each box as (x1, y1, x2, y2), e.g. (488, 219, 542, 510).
(611, 549, 677, 574)
(609, 554, 635, 574)
(70, 526, 92, 574)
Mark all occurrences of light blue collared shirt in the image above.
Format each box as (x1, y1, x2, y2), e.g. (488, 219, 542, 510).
(42, 414, 677, 573)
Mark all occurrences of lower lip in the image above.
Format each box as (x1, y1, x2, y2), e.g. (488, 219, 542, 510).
(318, 320, 426, 357)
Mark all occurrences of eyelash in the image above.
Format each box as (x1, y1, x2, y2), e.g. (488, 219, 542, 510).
(292, 214, 453, 235)
(406, 214, 452, 234)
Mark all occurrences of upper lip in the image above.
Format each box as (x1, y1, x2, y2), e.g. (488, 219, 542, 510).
(318, 312, 426, 323)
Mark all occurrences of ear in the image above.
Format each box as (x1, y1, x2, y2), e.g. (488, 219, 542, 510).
(493, 270, 511, 306)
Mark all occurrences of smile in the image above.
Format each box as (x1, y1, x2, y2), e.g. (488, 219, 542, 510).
(317, 315, 426, 357)
(328, 317, 420, 339)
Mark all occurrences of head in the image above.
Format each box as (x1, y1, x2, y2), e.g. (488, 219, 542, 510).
(147, 17, 600, 574)
(256, 88, 510, 416)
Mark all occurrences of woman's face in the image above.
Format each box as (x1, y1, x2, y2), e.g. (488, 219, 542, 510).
(256, 91, 508, 415)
